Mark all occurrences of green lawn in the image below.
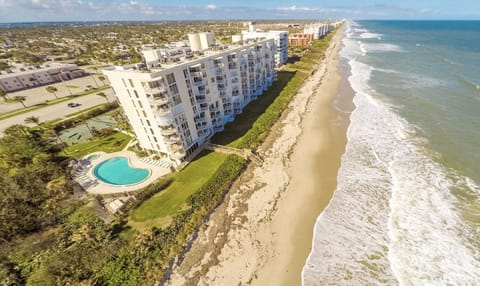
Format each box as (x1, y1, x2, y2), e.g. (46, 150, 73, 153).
(65, 103, 110, 117)
(130, 151, 227, 227)
(211, 71, 295, 147)
(61, 132, 132, 158)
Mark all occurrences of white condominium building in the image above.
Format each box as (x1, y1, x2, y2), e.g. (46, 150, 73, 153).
(241, 22, 288, 66)
(304, 23, 334, 39)
(104, 38, 276, 164)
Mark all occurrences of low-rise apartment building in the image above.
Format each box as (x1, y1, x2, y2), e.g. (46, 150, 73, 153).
(0, 63, 86, 92)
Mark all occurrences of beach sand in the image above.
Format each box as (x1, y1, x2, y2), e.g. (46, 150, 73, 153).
(165, 25, 353, 286)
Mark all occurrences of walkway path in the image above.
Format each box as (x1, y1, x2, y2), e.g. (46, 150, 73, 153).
(205, 142, 264, 166)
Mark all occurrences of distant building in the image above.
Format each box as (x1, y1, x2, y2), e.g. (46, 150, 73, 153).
(241, 22, 288, 66)
(303, 23, 334, 39)
(289, 33, 314, 47)
(0, 63, 86, 93)
(104, 38, 276, 164)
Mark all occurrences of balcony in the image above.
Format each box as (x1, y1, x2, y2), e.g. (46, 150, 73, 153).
(164, 135, 181, 144)
(156, 114, 174, 126)
(156, 108, 172, 116)
(149, 95, 169, 105)
(159, 127, 177, 136)
(171, 149, 186, 160)
(145, 86, 166, 93)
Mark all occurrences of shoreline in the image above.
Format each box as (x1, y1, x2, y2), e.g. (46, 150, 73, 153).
(165, 26, 352, 286)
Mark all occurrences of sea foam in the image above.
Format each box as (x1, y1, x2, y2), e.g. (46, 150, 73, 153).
(302, 20, 480, 286)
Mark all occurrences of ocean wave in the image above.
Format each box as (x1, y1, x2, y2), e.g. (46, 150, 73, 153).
(457, 75, 480, 92)
(363, 43, 404, 53)
(359, 32, 383, 39)
(303, 21, 480, 286)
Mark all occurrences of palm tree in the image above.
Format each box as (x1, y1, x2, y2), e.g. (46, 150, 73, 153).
(0, 88, 9, 102)
(13, 96, 27, 108)
(97, 92, 109, 102)
(90, 67, 99, 88)
(45, 86, 59, 99)
(98, 75, 106, 86)
(24, 116, 40, 125)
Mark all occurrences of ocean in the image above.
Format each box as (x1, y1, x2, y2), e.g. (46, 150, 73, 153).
(303, 20, 480, 285)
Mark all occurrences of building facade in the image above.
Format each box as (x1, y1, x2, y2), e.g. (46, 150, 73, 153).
(240, 23, 288, 66)
(303, 23, 334, 40)
(0, 63, 85, 93)
(289, 33, 314, 47)
(104, 39, 276, 164)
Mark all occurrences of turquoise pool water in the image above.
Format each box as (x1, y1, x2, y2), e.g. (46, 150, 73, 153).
(93, 157, 150, 185)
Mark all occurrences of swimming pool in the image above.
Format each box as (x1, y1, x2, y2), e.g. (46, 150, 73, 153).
(93, 157, 150, 185)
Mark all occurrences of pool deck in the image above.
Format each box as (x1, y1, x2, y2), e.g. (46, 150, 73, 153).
(75, 151, 171, 196)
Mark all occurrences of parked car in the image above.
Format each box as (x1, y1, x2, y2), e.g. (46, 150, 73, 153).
(67, 102, 81, 108)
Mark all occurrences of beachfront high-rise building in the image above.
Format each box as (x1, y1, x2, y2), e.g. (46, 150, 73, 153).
(304, 23, 334, 39)
(104, 38, 276, 164)
(241, 22, 288, 66)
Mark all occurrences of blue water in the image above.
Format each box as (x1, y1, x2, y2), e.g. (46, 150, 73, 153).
(93, 157, 150, 185)
(303, 21, 480, 285)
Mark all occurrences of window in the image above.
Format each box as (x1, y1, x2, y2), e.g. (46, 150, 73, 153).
(150, 128, 154, 135)
(133, 90, 139, 98)
(142, 110, 147, 117)
(138, 101, 143, 108)
(122, 78, 127, 87)
(169, 84, 179, 94)
(166, 73, 176, 85)
(146, 120, 151, 126)
(128, 79, 134, 87)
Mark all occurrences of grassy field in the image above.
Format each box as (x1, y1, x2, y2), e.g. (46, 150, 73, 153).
(61, 131, 132, 158)
(210, 71, 295, 147)
(129, 151, 227, 229)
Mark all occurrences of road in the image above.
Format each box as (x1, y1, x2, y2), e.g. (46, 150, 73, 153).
(0, 88, 115, 134)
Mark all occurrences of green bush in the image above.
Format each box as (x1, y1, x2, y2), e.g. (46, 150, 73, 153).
(236, 35, 333, 150)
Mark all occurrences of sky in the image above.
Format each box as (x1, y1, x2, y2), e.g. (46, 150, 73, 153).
(0, 0, 479, 23)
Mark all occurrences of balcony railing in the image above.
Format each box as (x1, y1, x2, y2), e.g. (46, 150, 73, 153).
(171, 149, 186, 159)
(159, 127, 177, 136)
(145, 86, 166, 93)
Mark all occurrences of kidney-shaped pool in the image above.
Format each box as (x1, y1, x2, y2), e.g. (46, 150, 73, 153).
(93, 157, 150, 185)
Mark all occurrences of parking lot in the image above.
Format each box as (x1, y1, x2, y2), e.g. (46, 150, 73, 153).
(0, 74, 110, 113)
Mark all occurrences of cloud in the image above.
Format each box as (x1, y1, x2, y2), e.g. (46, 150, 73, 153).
(0, 1, 473, 22)
(277, 5, 317, 12)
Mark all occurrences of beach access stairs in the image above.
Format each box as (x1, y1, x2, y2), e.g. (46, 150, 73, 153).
(205, 142, 264, 166)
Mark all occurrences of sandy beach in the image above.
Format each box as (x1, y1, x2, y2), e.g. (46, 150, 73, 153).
(165, 25, 352, 286)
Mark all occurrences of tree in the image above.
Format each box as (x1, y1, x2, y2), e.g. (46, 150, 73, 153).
(97, 92, 109, 102)
(0, 88, 9, 102)
(24, 116, 40, 125)
(13, 96, 27, 108)
(98, 75, 106, 86)
(45, 86, 59, 99)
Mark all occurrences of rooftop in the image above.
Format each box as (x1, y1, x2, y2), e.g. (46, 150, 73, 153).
(104, 38, 273, 74)
(0, 63, 79, 78)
